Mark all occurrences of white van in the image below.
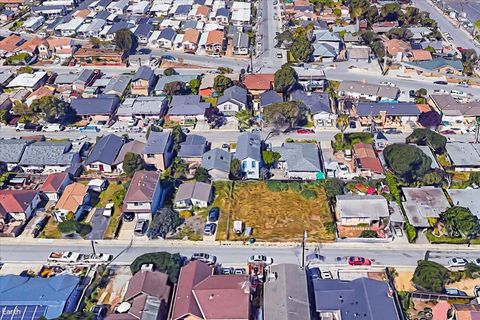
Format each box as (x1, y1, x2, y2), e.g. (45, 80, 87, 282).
(43, 123, 64, 132)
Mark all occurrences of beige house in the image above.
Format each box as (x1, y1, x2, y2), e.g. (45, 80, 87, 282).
(143, 131, 174, 171)
(335, 194, 389, 226)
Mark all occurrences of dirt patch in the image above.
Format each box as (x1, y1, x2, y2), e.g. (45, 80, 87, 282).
(215, 181, 334, 242)
(446, 277, 479, 295)
(395, 271, 416, 292)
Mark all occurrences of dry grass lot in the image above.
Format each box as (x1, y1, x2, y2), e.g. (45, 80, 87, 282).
(214, 181, 335, 242)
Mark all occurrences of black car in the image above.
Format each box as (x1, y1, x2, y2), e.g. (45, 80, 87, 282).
(208, 207, 220, 222)
(409, 90, 416, 98)
(308, 267, 321, 280)
(433, 81, 448, 85)
(349, 121, 356, 129)
(32, 216, 49, 238)
(90, 304, 109, 320)
(123, 212, 135, 222)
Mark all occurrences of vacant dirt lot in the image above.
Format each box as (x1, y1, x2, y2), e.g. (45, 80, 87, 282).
(215, 181, 335, 242)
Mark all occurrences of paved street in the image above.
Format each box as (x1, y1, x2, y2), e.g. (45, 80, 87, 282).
(255, 0, 284, 71)
(414, 0, 480, 54)
(1, 240, 479, 268)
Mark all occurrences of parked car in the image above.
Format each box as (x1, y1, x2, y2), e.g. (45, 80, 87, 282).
(474, 284, 480, 297)
(380, 81, 396, 87)
(433, 80, 448, 85)
(296, 128, 315, 134)
(90, 304, 109, 320)
(134, 219, 148, 236)
(448, 258, 469, 267)
(393, 227, 403, 237)
(222, 267, 234, 275)
(347, 256, 371, 266)
(409, 90, 416, 98)
(276, 51, 283, 58)
(161, 54, 176, 61)
(343, 149, 352, 161)
(48, 251, 81, 263)
(80, 125, 99, 133)
(234, 268, 246, 274)
(16, 123, 42, 132)
(309, 267, 321, 279)
(204, 223, 217, 236)
(123, 212, 135, 222)
(385, 128, 402, 134)
(349, 121, 356, 129)
(32, 216, 49, 238)
(208, 207, 220, 222)
(470, 258, 480, 266)
(42, 123, 65, 132)
(337, 163, 349, 174)
(248, 255, 273, 265)
(440, 129, 456, 135)
(321, 271, 333, 279)
(445, 288, 467, 296)
(191, 252, 217, 265)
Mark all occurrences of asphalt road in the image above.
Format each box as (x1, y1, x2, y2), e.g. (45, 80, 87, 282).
(255, 0, 284, 71)
(414, 0, 480, 54)
(1, 241, 479, 268)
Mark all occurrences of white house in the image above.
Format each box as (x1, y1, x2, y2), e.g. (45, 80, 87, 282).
(174, 181, 213, 209)
(235, 132, 262, 179)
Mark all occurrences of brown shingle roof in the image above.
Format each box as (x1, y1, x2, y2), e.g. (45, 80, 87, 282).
(183, 29, 200, 44)
(124, 171, 159, 203)
(0, 34, 23, 53)
(384, 39, 410, 56)
(196, 5, 209, 17)
(56, 182, 88, 212)
(40, 172, 69, 193)
(124, 271, 170, 302)
(410, 49, 432, 61)
(171, 261, 213, 320)
(206, 30, 224, 45)
(243, 74, 274, 91)
(15, 37, 45, 54)
(353, 142, 384, 174)
(0, 190, 38, 218)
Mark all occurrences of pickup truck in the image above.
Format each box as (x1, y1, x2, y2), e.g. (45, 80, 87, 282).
(48, 251, 81, 263)
(81, 253, 113, 264)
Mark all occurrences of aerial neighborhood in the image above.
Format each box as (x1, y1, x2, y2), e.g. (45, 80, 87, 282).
(0, 0, 480, 319)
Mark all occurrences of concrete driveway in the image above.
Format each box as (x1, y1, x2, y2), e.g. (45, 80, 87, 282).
(86, 208, 110, 240)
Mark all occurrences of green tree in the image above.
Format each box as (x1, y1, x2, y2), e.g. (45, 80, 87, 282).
(115, 28, 136, 53)
(172, 125, 186, 152)
(360, 230, 378, 238)
(422, 170, 443, 187)
(163, 81, 186, 96)
(213, 75, 232, 94)
(461, 49, 478, 76)
(163, 67, 177, 76)
(322, 179, 344, 200)
(412, 260, 448, 293)
(406, 128, 447, 152)
(130, 252, 182, 283)
(274, 64, 298, 96)
(31, 95, 67, 122)
(146, 124, 162, 139)
(383, 143, 431, 182)
(380, 3, 402, 21)
(262, 150, 281, 167)
(263, 101, 306, 130)
(235, 109, 251, 130)
(189, 78, 200, 94)
(361, 30, 377, 45)
(230, 158, 242, 180)
(12, 100, 34, 123)
(17, 65, 33, 74)
(469, 172, 480, 186)
(217, 66, 233, 74)
(0, 108, 11, 124)
(440, 206, 479, 238)
(474, 19, 480, 37)
(194, 166, 210, 183)
(122, 152, 145, 177)
(336, 114, 349, 146)
(58, 220, 79, 234)
(290, 27, 313, 62)
(113, 188, 126, 206)
(333, 8, 342, 17)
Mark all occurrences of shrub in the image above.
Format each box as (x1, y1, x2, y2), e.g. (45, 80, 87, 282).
(130, 252, 181, 283)
(300, 189, 317, 200)
(266, 181, 289, 192)
(404, 223, 417, 243)
(406, 128, 447, 152)
(360, 230, 378, 238)
(465, 263, 480, 279)
(412, 260, 449, 293)
(289, 182, 303, 192)
(147, 208, 183, 239)
(179, 210, 193, 219)
(385, 172, 401, 204)
(58, 220, 91, 237)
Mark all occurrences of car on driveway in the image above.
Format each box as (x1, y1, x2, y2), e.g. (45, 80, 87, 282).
(204, 223, 216, 236)
(348, 256, 371, 266)
(208, 207, 220, 222)
(191, 252, 217, 265)
(446, 288, 467, 296)
(321, 271, 333, 279)
(248, 255, 273, 265)
(470, 258, 480, 266)
(296, 128, 315, 134)
(448, 258, 469, 267)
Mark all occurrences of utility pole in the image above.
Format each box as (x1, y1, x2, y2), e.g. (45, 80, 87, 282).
(301, 230, 307, 269)
(475, 117, 480, 143)
(91, 240, 97, 256)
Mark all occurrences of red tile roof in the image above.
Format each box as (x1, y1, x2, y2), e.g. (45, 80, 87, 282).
(206, 30, 224, 45)
(353, 142, 384, 174)
(0, 34, 23, 53)
(40, 172, 69, 193)
(171, 260, 213, 320)
(243, 74, 274, 91)
(0, 190, 38, 218)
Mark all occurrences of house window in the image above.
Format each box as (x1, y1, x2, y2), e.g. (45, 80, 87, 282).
(251, 161, 256, 168)
(147, 154, 155, 158)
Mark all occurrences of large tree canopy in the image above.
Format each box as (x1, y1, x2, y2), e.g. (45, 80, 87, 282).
(406, 128, 447, 152)
(263, 101, 306, 130)
(115, 28, 136, 53)
(122, 152, 145, 177)
(290, 27, 313, 62)
(440, 206, 479, 238)
(213, 75, 233, 94)
(274, 64, 298, 94)
(412, 260, 448, 293)
(418, 111, 441, 128)
(383, 143, 431, 182)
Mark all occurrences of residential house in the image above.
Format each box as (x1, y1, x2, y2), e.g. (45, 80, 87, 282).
(71, 95, 120, 123)
(178, 134, 208, 164)
(402, 186, 450, 228)
(19, 141, 80, 173)
(217, 85, 248, 116)
(384, 39, 411, 62)
(313, 278, 401, 320)
(259, 90, 282, 110)
(408, 49, 432, 62)
(154, 74, 200, 96)
(235, 132, 262, 179)
(143, 131, 174, 171)
(174, 181, 212, 209)
(74, 47, 125, 66)
(107, 271, 170, 320)
(182, 28, 200, 53)
(0, 275, 81, 319)
(354, 102, 421, 129)
(106, 0, 128, 14)
(429, 94, 480, 128)
(128, 53, 153, 68)
(166, 95, 210, 124)
(171, 260, 250, 320)
(0, 190, 41, 236)
(112, 140, 146, 174)
(7, 71, 47, 90)
(0, 34, 24, 57)
(353, 142, 385, 178)
(291, 90, 334, 127)
(85, 134, 124, 173)
(54, 69, 97, 93)
(264, 264, 311, 320)
(173, 4, 190, 20)
(38, 37, 73, 62)
(445, 142, 480, 172)
(156, 27, 176, 49)
(23, 16, 45, 32)
(371, 21, 398, 33)
(273, 143, 323, 180)
(243, 74, 274, 98)
(312, 30, 341, 62)
(104, 75, 131, 97)
(338, 81, 400, 102)
(198, 73, 239, 97)
(117, 96, 168, 122)
(232, 31, 249, 55)
(335, 194, 389, 226)
(55, 18, 83, 37)
(131, 66, 157, 96)
(123, 171, 163, 221)
(213, 7, 229, 25)
(56, 182, 89, 219)
(201, 148, 232, 180)
(347, 46, 371, 62)
(448, 304, 480, 320)
(402, 57, 464, 76)
(205, 30, 225, 54)
(447, 189, 480, 219)
(231, 1, 251, 26)
(134, 24, 153, 45)
(40, 172, 72, 201)
(0, 139, 31, 170)
(14, 37, 44, 57)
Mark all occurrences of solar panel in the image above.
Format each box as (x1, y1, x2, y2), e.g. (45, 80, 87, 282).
(0, 305, 47, 320)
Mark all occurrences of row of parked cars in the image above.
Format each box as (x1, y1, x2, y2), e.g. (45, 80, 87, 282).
(448, 257, 480, 267)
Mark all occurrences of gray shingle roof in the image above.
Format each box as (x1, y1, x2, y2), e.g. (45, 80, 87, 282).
(71, 95, 119, 115)
(159, 27, 176, 41)
(0, 139, 31, 164)
(313, 278, 401, 320)
(404, 57, 464, 72)
(85, 134, 124, 165)
(174, 181, 212, 203)
(260, 90, 282, 107)
(272, 143, 321, 172)
(19, 141, 76, 166)
(104, 75, 131, 95)
(154, 74, 199, 93)
(178, 134, 207, 158)
(235, 132, 261, 162)
(217, 85, 248, 107)
(201, 148, 232, 173)
(133, 66, 154, 81)
(144, 131, 171, 154)
(335, 194, 389, 219)
(356, 102, 420, 117)
(291, 91, 331, 114)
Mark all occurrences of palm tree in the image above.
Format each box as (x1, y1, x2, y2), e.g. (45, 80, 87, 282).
(337, 114, 350, 146)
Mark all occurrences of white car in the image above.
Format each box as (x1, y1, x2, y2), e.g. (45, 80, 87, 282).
(248, 255, 273, 265)
(448, 257, 469, 267)
(43, 123, 64, 132)
(337, 163, 349, 174)
(380, 81, 396, 87)
(470, 258, 480, 266)
(191, 253, 217, 265)
(321, 271, 332, 279)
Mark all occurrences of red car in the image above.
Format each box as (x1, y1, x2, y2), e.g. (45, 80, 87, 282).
(296, 128, 315, 134)
(440, 130, 456, 135)
(348, 256, 372, 266)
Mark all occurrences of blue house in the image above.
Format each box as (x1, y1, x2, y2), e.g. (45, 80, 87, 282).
(0, 275, 81, 319)
(235, 132, 262, 179)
